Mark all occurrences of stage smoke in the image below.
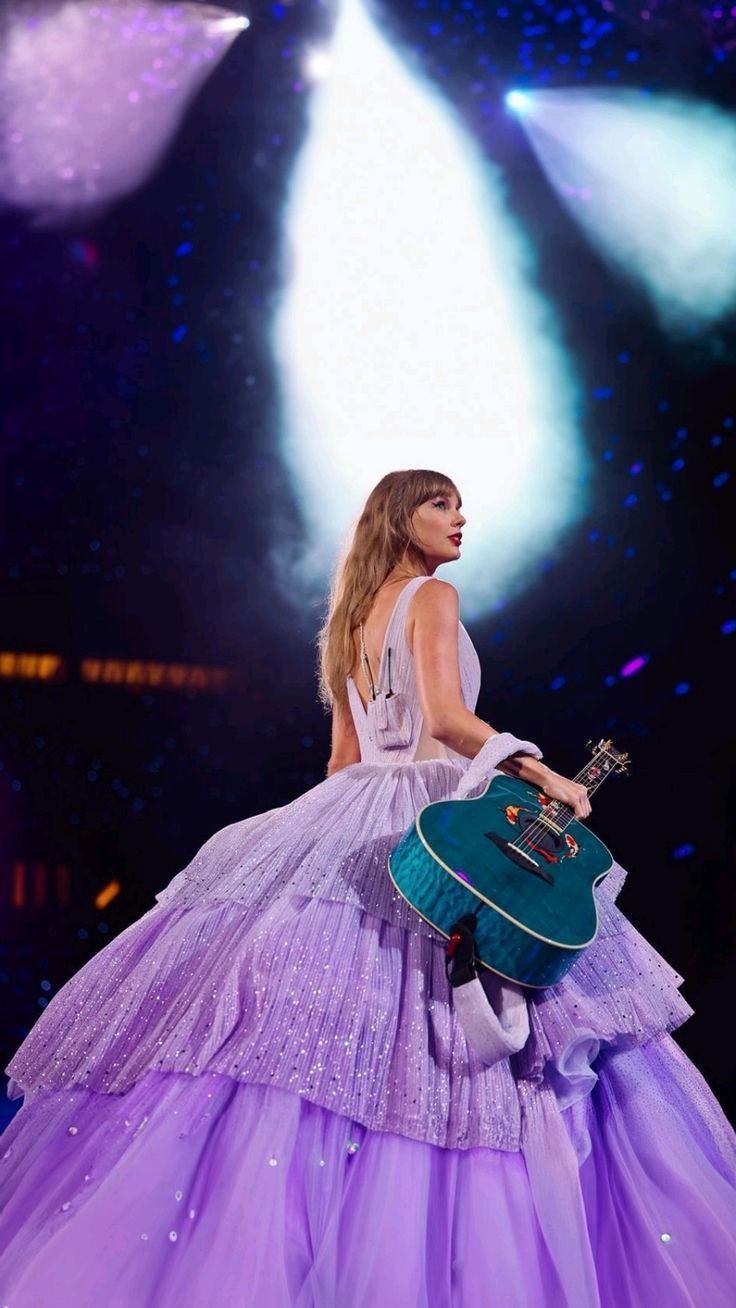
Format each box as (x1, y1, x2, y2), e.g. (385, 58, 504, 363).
(0, 1, 249, 226)
(509, 86, 736, 334)
(271, 0, 584, 609)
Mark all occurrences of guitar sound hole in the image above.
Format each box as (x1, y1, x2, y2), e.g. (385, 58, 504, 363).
(516, 811, 564, 862)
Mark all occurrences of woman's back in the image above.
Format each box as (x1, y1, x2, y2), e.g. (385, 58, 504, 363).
(346, 575, 481, 765)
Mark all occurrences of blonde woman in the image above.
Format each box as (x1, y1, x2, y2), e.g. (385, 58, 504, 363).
(1, 469, 734, 1306)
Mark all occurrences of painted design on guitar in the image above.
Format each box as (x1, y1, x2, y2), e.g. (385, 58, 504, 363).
(389, 738, 629, 986)
(502, 801, 580, 863)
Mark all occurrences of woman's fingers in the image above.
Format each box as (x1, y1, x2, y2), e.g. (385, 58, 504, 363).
(575, 784, 591, 820)
(543, 773, 592, 819)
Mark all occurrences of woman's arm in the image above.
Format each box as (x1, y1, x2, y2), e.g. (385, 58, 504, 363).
(410, 580, 591, 818)
(410, 579, 493, 756)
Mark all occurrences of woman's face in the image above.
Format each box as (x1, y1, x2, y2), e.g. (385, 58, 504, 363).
(410, 490, 465, 570)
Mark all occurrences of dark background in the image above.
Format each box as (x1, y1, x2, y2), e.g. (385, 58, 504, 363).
(1, 0, 734, 1128)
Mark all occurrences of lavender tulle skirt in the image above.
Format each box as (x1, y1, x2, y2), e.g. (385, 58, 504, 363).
(1, 759, 735, 1305)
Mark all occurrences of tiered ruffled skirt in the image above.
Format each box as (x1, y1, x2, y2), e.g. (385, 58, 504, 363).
(1, 760, 734, 1305)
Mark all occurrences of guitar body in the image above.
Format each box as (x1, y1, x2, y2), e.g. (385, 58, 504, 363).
(388, 773, 615, 988)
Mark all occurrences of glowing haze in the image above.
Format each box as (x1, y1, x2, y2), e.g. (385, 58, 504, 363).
(271, 0, 585, 611)
(0, 1, 249, 226)
(509, 87, 736, 334)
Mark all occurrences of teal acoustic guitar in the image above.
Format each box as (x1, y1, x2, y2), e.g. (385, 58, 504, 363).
(388, 740, 629, 988)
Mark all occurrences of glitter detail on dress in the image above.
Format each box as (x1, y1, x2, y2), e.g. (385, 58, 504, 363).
(3, 577, 696, 1153)
(0, 566, 734, 1301)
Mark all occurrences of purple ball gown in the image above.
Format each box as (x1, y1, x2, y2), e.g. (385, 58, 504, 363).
(1, 576, 734, 1306)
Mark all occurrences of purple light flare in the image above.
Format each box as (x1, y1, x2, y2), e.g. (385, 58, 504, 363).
(0, 1, 250, 227)
(620, 654, 649, 678)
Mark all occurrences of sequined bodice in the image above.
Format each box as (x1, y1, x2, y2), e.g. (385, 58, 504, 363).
(346, 575, 482, 765)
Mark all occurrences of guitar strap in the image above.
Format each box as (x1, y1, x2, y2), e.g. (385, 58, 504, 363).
(452, 970, 530, 1067)
(447, 732, 542, 1065)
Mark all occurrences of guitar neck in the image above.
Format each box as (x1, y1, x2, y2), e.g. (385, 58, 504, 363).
(543, 750, 621, 829)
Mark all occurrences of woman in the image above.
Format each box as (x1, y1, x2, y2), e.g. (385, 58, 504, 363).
(0, 468, 734, 1306)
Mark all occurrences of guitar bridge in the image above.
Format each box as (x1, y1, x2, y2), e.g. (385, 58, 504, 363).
(484, 832, 555, 886)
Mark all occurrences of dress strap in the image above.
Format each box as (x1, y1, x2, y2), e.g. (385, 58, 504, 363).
(359, 576, 431, 706)
(359, 621, 377, 702)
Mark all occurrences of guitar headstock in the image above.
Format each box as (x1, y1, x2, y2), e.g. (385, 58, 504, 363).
(586, 738, 631, 776)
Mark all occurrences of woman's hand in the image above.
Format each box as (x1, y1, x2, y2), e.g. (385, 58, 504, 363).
(541, 770, 592, 820)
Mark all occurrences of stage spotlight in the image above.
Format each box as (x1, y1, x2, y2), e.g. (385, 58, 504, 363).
(271, 0, 584, 611)
(505, 90, 531, 114)
(211, 15, 251, 34)
(304, 48, 333, 81)
(0, 2, 250, 226)
(510, 87, 736, 333)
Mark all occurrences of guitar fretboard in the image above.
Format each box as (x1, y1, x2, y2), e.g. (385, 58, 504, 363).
(541, 750, 619, 829)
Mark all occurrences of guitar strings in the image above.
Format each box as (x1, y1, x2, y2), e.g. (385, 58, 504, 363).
(512, 763, 593, 850)
(509, 760, 593, 851)
(510, 755, 614, 849)
(511, 760, 616, 853)
(512, 769, 609, 852)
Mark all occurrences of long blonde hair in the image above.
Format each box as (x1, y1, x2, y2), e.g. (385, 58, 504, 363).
(316, 469, 461, 714)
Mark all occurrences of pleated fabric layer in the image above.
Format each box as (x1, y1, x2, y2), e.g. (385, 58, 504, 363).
(3, 889, 694, 1153)
(5, 891, 518, 1150)
(1, 1036, 734, 1308)
(6, 757, 692, 1148)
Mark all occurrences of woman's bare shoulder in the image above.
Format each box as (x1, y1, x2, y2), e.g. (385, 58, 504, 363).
(412, 577, 458, 613)
(407, 578, 458, 652)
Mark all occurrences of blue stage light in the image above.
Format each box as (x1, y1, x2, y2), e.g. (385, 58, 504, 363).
(506, 90, 530, 114)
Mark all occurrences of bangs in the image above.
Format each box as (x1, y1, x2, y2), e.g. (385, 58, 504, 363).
(427, 481, 462, 509)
